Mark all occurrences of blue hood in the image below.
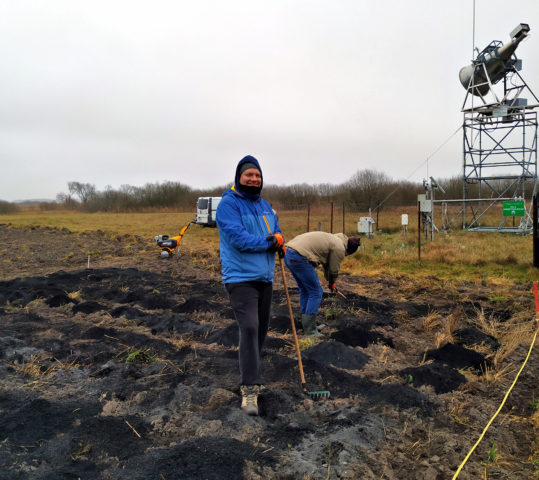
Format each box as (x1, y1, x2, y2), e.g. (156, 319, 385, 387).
(234, 155, 263, 199)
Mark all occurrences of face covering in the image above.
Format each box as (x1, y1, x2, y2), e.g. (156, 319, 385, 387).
(238, 184, 262, 195)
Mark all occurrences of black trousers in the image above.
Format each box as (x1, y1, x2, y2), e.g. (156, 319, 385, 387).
(225, 281, 272, 385)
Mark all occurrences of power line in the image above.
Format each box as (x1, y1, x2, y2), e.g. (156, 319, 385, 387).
(372, 124, 462, 212)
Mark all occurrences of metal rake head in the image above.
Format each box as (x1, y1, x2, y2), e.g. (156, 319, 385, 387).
(307, 390, 331, 399)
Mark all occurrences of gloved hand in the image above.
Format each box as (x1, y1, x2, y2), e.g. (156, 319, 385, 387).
(266, 233, 285, 252)
(277, 244, 287, 258)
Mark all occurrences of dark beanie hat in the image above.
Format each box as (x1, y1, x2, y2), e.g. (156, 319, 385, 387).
(239, 162, 260, 175)
(346, 237, 361, 255)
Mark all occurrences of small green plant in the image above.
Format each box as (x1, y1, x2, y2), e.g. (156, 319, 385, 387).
(489, 295, 505, 303)
(487, 441, 500, 463)
(125, 348, 157, 364)
(324, 299, 341, 320)
(529, 399, 539, 412)
(298, 337, 315, 351)
(406, 374, 413, 385)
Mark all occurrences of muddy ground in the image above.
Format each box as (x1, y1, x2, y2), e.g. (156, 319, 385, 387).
(0, 224, 537, 479)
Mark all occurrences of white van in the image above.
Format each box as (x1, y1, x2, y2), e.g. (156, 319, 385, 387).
(195, 197, 221, 227)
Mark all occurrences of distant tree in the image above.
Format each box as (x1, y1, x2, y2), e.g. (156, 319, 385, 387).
(56, 192, 78, 209)
(68, 182, 96, 204)
(0, 200, 19, 214)
(347, 169, 392, 210)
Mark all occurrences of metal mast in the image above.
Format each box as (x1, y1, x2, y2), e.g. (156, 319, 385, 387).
(460, 24, 538, 233)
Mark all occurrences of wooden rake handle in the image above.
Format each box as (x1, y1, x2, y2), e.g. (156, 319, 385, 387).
(278, 256, 307, 387)
(534, 283, 539, 329)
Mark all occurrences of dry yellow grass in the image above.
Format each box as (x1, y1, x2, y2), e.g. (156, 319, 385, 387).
(1, 207, 537, 283)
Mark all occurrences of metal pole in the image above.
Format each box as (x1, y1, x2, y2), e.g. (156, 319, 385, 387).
(330, 201, 334, 233)
(533, 194, 538, 268)
(418, 201, 421, 261)
(431, 189, 435, 242)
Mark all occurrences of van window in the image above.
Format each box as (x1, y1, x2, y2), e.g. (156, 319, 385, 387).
(197, 198, 208, 209)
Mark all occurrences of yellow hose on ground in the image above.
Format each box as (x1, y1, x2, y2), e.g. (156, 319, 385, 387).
(452, 282, 539, 479)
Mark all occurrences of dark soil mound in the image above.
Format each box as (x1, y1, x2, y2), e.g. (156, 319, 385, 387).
(173, 297, 218, 313)
(45, 293, 75, 307)
(72, 301, 107, 314)
(144, 314, 214, 336)
(268, 314, 301, 333)
(110, 305, 145, 319)
(139, 293, 177, 310)
(203, 324, 238, 346)
(330, 325, 394, 348)
(401, 363, 467, 393)
(304, 341, 370, 370)
(426, 343, 490, 371)
(81, 326, 118, 340)
(455, 327, 500, 350)
(119, 437, 276, 480)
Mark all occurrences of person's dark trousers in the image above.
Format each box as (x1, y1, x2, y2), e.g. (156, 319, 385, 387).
(283, 249, 323, 315)
(225, 281, 272, 385)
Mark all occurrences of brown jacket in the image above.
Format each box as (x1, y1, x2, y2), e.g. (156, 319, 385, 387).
(286, 232, 348, 283)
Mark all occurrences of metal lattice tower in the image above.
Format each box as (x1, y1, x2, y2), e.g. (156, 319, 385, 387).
(460, 28, 538, 233)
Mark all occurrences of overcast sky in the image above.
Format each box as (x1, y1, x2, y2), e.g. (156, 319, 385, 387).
(1, 1, 538, 201)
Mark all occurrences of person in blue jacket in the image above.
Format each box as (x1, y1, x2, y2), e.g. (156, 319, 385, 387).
(216, 155, 284, 416)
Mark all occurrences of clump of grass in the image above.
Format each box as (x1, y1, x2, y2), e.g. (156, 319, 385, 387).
(422, 310, 442, 331)
(125, 348, 158, 363)
(298, 337, 316, 351)
(481, 364, 513, 385)
(450, 399, 470, 425)
(25, 297, 45, 311)
(433, 313, 460, 348)
(493, 321, 532, 368)
(70, 442, 92, 461)
(11, 355, 81, 390)
(324, 299, 341, 320)
(473, 307, 499, 338)
(67, 290, 82, 300)
(393, 309, 412, 323)
(487, 441, 500, 463)
(169, 333, 197, 350)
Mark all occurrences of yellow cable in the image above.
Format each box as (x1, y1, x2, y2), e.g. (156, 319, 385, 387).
(452, 327, 538, 479)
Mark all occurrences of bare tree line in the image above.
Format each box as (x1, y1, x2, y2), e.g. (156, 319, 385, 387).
(53, 170, 427, 212)
(2, 170, 535, 214)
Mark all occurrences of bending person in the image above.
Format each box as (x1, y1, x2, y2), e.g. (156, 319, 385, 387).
(284, 231, 360, 336)
(216, 155, 284, 416)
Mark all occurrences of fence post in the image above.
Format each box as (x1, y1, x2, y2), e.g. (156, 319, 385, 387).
(533, 194, 538, 268)
(417, 201, 421, 262)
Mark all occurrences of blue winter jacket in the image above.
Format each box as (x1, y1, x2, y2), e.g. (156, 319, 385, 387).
(216, 156, 282, 284)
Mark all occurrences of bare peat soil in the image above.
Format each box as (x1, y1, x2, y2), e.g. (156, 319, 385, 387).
(0, 224, 537, 479)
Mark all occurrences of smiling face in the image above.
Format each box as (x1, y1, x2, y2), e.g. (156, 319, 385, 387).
(239, 168, 262, 187)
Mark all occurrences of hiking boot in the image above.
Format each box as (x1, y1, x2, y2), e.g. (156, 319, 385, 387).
(240, 385, 260, 416)
(301, 314, 322, 337)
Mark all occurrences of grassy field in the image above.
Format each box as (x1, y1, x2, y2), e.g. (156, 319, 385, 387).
(1, 207, 537, 284)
